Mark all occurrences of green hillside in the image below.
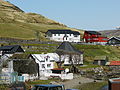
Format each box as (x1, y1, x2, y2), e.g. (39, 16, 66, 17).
(0, 0, 84, 40)
(11, 43, 120, 62)
(74, 44, 120, 61)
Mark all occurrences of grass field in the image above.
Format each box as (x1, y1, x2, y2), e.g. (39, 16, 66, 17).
(74, 44, 120, 61)
(76, 81, 108, 90)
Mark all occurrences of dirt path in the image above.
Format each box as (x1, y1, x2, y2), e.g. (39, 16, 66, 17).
(52, 75, 94, 89)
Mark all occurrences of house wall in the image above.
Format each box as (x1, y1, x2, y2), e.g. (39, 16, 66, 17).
(47, 33, 80, 42)
(61, 54, 83, 65)
(44, 72, 73, 80)
(32, 53, 59, 76)
(83, 31, 108, 44)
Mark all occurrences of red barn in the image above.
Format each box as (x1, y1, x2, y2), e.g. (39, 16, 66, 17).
(83, 31, 108, 44)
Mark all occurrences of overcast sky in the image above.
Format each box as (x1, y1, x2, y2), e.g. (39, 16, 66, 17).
(6, 0, 120, 31)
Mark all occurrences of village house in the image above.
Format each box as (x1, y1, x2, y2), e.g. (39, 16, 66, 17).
(83, 31, 108, 45)
(46, 29, 81, 42)
(31, 53, 59, 76)
(56, 42, 84, 66)
(107, 36, 120, 45)
(32, 53, 73, 80)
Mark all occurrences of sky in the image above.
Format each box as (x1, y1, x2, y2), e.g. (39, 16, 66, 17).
(6, 0, 120, 31)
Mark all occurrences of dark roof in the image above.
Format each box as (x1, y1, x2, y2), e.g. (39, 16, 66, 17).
(0, 45, 24, 54)
(109, 37, 120, 41)
(86, 31, 101, 35)
(47, 29, 80, 35)
(56, 42, 83, 54)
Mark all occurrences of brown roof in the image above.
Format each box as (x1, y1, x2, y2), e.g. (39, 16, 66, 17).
(51, 68, 64, 70)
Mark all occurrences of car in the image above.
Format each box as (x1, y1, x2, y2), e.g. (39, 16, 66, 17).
(31, 84, 65, 90)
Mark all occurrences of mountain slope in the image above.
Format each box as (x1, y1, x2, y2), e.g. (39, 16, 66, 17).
(0, 0, 84, 40)
(99, 29, 120, 38)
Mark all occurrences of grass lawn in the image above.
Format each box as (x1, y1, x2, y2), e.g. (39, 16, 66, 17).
(76, 81, 108, 90)
(25, 79, 62, 89)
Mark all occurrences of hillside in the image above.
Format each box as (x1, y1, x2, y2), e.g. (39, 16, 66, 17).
(16, 43, 120, 62)
(0, 0, 84, 40)
(99, 29, 120, 38)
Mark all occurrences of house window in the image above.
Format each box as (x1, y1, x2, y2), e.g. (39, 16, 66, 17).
(58, 34, 60, 36)
(42, 64, 45, 68)
(102, 38, 108, 40)
(47, 64, 51, 68)
(70, 34, 71, 36)
(74, 35, 78, 37)
(58, 38, 61, 40)
(54, 34, 56, 36)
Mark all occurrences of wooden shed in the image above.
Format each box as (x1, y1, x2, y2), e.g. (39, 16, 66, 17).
(93, 56, 108, 66)
(109, 78, 120, 90)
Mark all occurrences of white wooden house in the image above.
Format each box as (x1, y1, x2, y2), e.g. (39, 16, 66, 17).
(46, 29, 81, 42)
(32, 53, 59, 76)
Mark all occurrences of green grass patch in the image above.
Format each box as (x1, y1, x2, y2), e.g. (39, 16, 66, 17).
(26, 80, 51, 85)
(76, 81, 107, 90)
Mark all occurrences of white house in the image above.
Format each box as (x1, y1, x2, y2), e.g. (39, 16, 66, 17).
(46, 29, 81, 42)
(32, 53, 73, 80)
(32, 53, 59, 76)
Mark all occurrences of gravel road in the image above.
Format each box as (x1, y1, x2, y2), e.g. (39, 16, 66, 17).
(52, 75, 94, 89)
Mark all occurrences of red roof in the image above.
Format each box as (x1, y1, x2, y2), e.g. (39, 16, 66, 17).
(109, 61, 120, 65)
(51, 68, 64, 70)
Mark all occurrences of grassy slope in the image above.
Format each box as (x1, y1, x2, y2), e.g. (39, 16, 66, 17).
(74, 44, 120, 61)
(12, 43, 120, 62)
(0, 22, 70, 39)
(76, 81, 107, 90)
(0, 0, 84, 40)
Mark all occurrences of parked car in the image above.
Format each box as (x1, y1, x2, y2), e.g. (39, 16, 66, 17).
(31, 84, 65, 90)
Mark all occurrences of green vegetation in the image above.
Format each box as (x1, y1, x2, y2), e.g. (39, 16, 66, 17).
(0, 85, 9, 90)
(74, 44, 120, 61)
(26, 80, 51, 85)
(76, 81, 107, 90)
(0, 0, 83, 40)
(0, 22, 68, 40)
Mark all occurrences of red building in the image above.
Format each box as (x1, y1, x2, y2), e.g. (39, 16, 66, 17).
(109, 78, 120, 90)
(83, 31, 108, 44)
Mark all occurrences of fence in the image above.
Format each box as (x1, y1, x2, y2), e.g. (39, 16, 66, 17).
(0, 72, 25, 84)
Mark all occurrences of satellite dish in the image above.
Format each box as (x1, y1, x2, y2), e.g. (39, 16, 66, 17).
(65, 68, 69, 73)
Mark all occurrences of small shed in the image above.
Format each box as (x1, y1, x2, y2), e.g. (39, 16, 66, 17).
(93, 56, 108, 66)
(109, 78, 120, 90)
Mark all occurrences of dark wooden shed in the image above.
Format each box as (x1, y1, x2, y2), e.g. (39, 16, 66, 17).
(93, 56, 108, 66)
